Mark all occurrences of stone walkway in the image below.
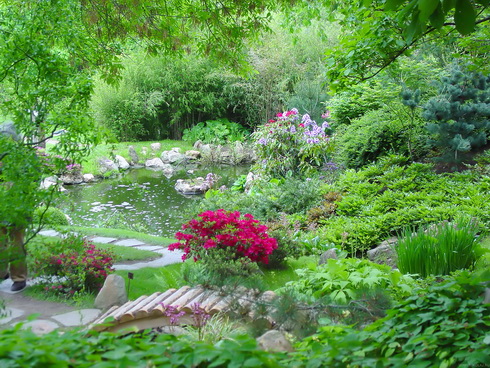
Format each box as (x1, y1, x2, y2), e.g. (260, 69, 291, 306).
(0, 231, 183, 334)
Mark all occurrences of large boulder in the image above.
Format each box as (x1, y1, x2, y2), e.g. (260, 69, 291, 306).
(59, 171, 84, 185)
(257, 330, 294, 352)
(145, 157, 165, 169)
(185, 150, 201, 160)
(367, 237, 398, 268)
(128, 145, 139, 165)
(175, 177, 210, 195)
(318, 248, 339, 265)
(94, 274, 128, 310)
(115, 155, 130, 170)
(98, 158, 118, 173)
(167, 149, 186, 164)
(83, 173, 96, 183)
(150, 142, 161, 152)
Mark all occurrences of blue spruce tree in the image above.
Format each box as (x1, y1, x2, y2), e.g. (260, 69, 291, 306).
(423, 66, 490, 164)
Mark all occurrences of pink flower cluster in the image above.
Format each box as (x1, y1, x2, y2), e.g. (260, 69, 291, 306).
(168, 209, 278, 264)
(43, 241, 114, 295)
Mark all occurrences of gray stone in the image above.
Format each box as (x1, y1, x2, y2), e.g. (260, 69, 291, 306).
(318, 248, 338, 265)
(59, 171, 84, 185)
(0, 307, 24, 325)
(484, 288, 490, 304)
(257, 330, 293, 352)
(141, 147, 148, 156)
(193, 140, 203, 150)
(40, 176, 59, 189)
(367, 238, 398, 268)
(128, 145, 139, 164)
(185, 150, 201, 160)
(134, 245, 165, 252)
(162, 164, 174, 177)
(145, 157, 165, 169)
(114, 250, 183, 270)
(95, 275, 128, 310)
(52, 309, 101, 327)
(160, 150, 170, 163)
(91, 236, 117, 244)
(115, 155, 130, 170)
(83, 173, 95, 182)
(167, 150, 186, 164)
(150, 142, 161, 152)
(21, 320, 59, 335)
(98, 158, 118, 173)
(114, 239, 145, 247)
(175, 178, 210, 195)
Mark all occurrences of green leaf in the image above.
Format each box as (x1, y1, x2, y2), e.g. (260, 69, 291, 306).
(455, 0, 476, 35)
(418, 0, 441, 23)
(443, 0, 457, 11)
(429, 4, 445, 28)
(385, 0, 405, 10)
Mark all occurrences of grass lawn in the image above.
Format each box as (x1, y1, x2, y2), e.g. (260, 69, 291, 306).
(61, 226, 175, 246)
(116, 256, 319, 300)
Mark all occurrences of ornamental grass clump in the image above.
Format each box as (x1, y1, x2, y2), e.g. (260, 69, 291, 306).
(396, 216, 483, 277)
(168, 209, 277, 280)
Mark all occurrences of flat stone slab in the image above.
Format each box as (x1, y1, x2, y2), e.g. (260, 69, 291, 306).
(113, 239, 145, 247)
(38, 230, 60, 237)
(0, 307, 24, 325)
(114, 251, 183, 270)
(52, 309, 101, 327)
(21, 320, 59, 335)
(133, 245, 165, 252)
(91, 237, 118, 244)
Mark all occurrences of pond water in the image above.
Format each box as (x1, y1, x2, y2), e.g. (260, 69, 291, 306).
(57, 165, 250, 238)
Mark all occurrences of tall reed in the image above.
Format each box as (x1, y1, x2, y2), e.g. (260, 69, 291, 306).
(396, 217, 482, 277)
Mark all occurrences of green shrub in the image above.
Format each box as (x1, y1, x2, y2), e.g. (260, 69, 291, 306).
(282, 258, 414, 304)
(0, 328, 283, 367)
(33, 206, 69, 227)
(291, 271, 490, 367)
(336, 103, 428, 169)
(326, 82, 385, 126)
(182, 118, 249, 145)
(195, 177, 323, 222)
(31, 235, 114, 296)
(312, 161, 490, 255)
(396, 216, 484, 277)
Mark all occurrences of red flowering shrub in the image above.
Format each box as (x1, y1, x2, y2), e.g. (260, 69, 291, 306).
(36, 239, 114, 296)
(169, 209, 278, 265)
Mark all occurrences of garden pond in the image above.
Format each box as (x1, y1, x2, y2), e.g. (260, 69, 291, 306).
(57, 165, 250, 237)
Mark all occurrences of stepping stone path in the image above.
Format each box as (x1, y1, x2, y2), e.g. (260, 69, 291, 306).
(1, 231, 184, 334)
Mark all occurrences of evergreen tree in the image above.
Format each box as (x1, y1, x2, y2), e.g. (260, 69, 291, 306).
(423, 66, 490, 163)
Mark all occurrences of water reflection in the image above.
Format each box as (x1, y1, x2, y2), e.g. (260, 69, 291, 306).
(57, 165, 249, 237)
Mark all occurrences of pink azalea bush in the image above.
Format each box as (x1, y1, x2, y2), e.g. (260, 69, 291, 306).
(36, 240, 114, 296)
(168, 209, 278, 265)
